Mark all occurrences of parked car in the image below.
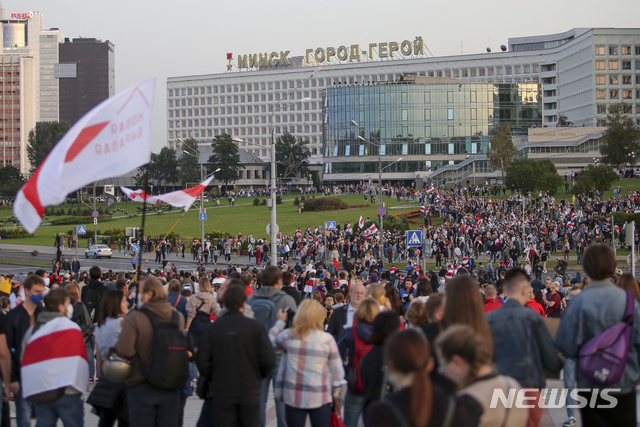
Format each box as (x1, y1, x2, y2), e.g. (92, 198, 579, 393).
(85, 245, 112, 259)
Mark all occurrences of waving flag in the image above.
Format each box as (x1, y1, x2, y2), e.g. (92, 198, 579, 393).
(426, 184, 435, 193)
(358, 216, 364, 229)
(121, 175, 213, 211)
(21, 317, 88, 399)
(364, 224, 378, 236)
(14, 78, 156, 233)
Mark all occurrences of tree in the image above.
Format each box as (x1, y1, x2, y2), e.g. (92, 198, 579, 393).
(275, 132, 310, 178)
(178, 138, 201, 186)
(0, 165, 25, 197)
(505, 159, 563, 195)
(571, 164, 619, 195)
(558, 114, 572, 127)
(26, 121, 72, 174)
(149, 147, 178, 192)
(600, 104, 640, 169)
(208, 133, 241, 192)
(487, 122, 518, 184)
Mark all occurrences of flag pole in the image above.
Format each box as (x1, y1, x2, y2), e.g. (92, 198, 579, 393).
(138, 210, 187, 271)
(136, 165, 150, 282)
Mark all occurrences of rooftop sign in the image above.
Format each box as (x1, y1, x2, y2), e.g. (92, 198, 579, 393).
(10, 11, 33, 19)
(235, 36, 425, 70)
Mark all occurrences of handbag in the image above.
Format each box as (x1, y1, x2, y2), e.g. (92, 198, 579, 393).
(329, 399, 346, 427)
(579, 290, 634, 385)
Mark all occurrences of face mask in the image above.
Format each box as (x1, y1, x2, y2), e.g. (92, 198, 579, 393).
(137, 299, 144, 309)
(11, 286, 20, 294)
(66, 304, 74, 319)
(43, 278, 50, 287)
(30, 293, 43, 305)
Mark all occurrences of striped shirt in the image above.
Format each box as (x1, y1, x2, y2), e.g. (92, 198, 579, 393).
(269, 320, 345, 409)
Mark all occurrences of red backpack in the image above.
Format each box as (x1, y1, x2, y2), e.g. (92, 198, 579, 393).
(351, 322, 373, 393)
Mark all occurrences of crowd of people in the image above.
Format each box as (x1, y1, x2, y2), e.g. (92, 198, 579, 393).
(0, 240, 639, 427)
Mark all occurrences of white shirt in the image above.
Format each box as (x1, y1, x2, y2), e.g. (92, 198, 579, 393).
(344, 303, 356, 330)
(9, 289, 25, 309)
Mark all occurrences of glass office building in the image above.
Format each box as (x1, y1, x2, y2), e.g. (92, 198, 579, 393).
(322, 81, 542, 182)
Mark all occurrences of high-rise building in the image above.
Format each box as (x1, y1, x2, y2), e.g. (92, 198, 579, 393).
(57, 38, 115, 125)
(39, 28, 64, 122)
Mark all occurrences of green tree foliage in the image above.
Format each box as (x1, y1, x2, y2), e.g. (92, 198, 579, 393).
(0, 165, 25, 197)
(571, 164, 619, 195)
(600, 104, 640, 169)
(276, 132, 310, 178)
(505, 159, 563, 195)
(208, 133, 241, 189)
(26, 121, 72, 173)
(487, 123, 518, 183)
(178, 138, 201, 185)
(150, 147, 178, 192)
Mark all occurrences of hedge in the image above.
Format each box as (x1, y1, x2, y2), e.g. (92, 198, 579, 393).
(613, 213, 640, 227)
(50, 216, 113, 226)
(0, 228, 30, 238)
(303, 198, 348, 212)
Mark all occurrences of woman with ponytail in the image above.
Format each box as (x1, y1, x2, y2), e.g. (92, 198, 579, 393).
(436, 325, 528, 427)
(363, 329, 473, 427)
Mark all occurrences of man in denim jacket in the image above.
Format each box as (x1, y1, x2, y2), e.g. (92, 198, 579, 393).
(487, 268, 563, 427)
(556, 244, 640, 427)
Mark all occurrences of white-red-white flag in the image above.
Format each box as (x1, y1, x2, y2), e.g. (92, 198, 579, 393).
(426, 184, 435, 193)
(21, 316, 88, 399)
(364, 224, 378, 236)
(121, 175, 213, 211)
(14, 78, 156, 233)
(358, 216, 364, 229)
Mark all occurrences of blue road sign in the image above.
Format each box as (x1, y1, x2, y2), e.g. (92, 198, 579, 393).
(200, 212, 207, 221)
(132, 244, 140, 253)
(92, 210, 99, 218)
(77, 226, 86, 235)
(327, 221, 337, 231)
(378, 207, 386, 217)
(407, 230, 423, 247)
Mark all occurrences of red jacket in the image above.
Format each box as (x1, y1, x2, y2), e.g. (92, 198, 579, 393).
(483, 298, 503, 313)
(526, 299, 546, 317)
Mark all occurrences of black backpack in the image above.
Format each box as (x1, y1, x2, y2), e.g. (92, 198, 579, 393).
(84, 287, 100, 322)
(139, 307, 190, 390)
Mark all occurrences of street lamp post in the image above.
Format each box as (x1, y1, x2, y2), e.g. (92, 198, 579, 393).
(351, 120, 400, 262)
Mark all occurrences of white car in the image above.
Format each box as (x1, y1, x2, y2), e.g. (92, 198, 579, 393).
(85, 245, 112, 259)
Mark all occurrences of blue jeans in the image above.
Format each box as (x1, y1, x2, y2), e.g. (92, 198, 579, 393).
(86, 338, 95, 381)
(128, 382, 180, 427)
(15, 387, 33, 427)
(564, 358, 577, 419)
(260, 359, 287, 427)
(34, 393, 83, 427)
(343, 391, 365, 427)
(285, 403, 331, 427)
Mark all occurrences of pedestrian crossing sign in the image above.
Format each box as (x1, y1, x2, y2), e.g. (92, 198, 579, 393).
(327, 221, 337, 231)
(407, 230, 422, 247)
(77, 226, 86, 235)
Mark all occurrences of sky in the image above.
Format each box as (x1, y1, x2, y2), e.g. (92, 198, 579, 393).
(8, 0, 640, 152)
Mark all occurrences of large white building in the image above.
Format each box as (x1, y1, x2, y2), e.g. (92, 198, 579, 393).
(167, 28, 640, 170)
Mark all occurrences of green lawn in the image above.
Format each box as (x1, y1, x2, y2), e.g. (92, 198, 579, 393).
(1, 194, 421, 246)
(477, 178, 640, 200)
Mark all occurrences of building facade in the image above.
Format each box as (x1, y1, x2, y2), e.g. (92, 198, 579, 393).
(58, 38, 115, 125)
(322, 80, 542, 182)
(166, 28, 640, 169)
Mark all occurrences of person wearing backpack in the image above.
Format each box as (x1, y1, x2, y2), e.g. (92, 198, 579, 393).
(196, 281, 275, 427)
(337, 298, 379, 427)
(80, 266, 108, 322)
(486, 268, 563, 427)
(247, 266, 297, 427)
(185, 277, 220, 348)
(557, 244, 640, 427)
(115, 278, 190, 427)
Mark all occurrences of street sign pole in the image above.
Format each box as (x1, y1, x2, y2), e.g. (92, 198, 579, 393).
(93, 183, 97, 244)
(74, 227, 78, 259)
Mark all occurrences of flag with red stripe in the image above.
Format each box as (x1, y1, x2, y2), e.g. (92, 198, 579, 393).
(121, 175, 213, 211)
(21, 316, 88, 399)
(14, 78, 156, 233)
(358, 216, 364, 229)
(364, 224, 378, 236)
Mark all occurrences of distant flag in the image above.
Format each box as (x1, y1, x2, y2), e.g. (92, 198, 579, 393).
(364, 224, 378, 236)
(121, 175, 214, 211)
(426, 184, 435, 193)
(14, 77, 156, 233)
(358, 216, 365, 229)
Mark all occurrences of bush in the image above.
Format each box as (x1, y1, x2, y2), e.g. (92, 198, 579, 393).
(301, 195, 306, 203)
(0, 228, 30, 238)
(303, 197, 346, 212)
(253, 197, 260, 206)
(293, 197, 300, 206)
(49, 216, 112, 226)
(261, 199, 267, 206)
(276, 195, 282, 205)
(206, 229, 232, 239)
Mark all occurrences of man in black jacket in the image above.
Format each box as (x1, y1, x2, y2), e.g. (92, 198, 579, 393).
(327, 282, 366, 339)
(281, 271, 301, 306)
(80, 266, 107, 321)
(196, 282, 275, 427)
(6, 274, 45, 427)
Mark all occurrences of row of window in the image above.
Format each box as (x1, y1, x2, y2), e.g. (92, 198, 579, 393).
(596, 75, 640, 85)
(596, 104, 639, 114)
(168, 97, 317, 110)
(168, 119, 320, 133)
(596, 46, 640, 56)
(596, 89, 640, 100)
(167, 112, 320, 125)
(595, 60, 640, 70)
